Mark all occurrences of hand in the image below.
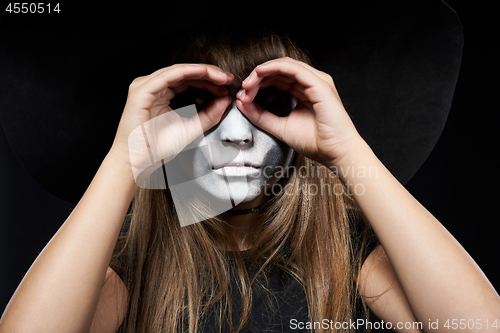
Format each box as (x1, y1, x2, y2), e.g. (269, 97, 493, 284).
(110, 64, 234, 185)
(236, 57, 364, 167)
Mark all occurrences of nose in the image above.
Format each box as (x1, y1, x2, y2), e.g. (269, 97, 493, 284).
(219, 100, 253, 147)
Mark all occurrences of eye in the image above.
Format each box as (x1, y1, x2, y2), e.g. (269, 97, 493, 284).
(169, 87, 217, 112)
(254, 86, 293, 117)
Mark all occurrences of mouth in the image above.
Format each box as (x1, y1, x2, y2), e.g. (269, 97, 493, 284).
(212, 162, 261, 176)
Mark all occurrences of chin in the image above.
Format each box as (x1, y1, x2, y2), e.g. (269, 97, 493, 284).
(231, 181, 263, 204)
(194, 177, 265, 206)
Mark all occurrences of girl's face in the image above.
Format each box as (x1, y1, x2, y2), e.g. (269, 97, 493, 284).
(178, 83, 295, 207)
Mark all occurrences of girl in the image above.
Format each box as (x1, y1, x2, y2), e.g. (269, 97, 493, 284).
(1, 23, 499, 333)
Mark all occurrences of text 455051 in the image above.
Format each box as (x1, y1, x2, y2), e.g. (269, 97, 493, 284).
(5, 3, 60, 13)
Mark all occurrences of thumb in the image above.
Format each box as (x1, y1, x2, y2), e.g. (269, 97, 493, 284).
(236, 100, 286, 142)
(195, 95, 232, 133)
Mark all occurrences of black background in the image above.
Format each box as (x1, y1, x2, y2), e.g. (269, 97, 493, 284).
(0, 0, 498, 331)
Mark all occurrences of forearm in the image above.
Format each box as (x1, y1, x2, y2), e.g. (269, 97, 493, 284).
(330, 139, 500, 331)
(0, 151, 138, 333)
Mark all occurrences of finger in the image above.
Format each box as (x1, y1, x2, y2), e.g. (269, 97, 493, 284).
(291, 59, 332, 84)
(172, 79, 230, 97)
(270, 58, 341, 101)
(131, 64, 232, 91)
(130, 65, 233, 110)
(187, 95, 232, 134)
(238, 76, 312, 106)
(149, 79, 231, 115)
(128, 67, 172, 90)
(133, 64, 233, 99)
(237, 76, 295, 103)
(236, 100, 288, 142)
(242, 58, 314, 89)
(241, 59, 329, 104)
(137, 65, 228, 95)
(170, 64, 234, 87)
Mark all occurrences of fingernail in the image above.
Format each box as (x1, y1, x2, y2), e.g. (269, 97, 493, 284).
(242, 76, 250, 85)
(236, 89, 245, 99)
(218, 70, 228, 77)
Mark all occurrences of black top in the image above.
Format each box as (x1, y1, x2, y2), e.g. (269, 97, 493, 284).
(114, 217, 378, 333)
(196, 233, 378, 333)
(199, 248, 310, 333)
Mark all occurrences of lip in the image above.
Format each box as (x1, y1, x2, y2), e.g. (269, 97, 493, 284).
(212, 161, 261, 169)
(212, 162, 261, 177)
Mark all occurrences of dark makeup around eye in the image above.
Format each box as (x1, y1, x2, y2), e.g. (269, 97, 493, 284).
(253, 86, 293, 117)
(170, 86, 293, 117)
(169, 87, 216, 111)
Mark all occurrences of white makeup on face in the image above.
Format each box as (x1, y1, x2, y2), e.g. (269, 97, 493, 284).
(178, 83, 295, 207)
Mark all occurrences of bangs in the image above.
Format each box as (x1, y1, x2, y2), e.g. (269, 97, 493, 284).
(168, 25, 312, 84)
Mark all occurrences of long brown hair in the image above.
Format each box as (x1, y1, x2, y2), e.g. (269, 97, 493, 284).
(111, 25, 372, 333)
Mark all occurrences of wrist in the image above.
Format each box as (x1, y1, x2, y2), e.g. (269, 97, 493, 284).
(107, 143, 132, 169)
(327, 135, 372, 166)
(325, 137, 379, 184)
(104, 148, 139, 193)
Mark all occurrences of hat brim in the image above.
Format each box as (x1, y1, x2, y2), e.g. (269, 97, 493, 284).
(0, 1, 463, 204)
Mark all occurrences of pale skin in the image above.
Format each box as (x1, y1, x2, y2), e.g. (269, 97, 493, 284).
(0, 59, 498, 333)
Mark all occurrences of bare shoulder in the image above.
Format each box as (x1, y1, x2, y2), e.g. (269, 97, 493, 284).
(358, 245, 423, 332)
(89, 267, 128, 333)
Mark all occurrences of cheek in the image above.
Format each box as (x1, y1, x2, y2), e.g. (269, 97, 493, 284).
(191, 139, 211, 177)
(258, 133, 291, 179)
(176, 138, 211, 180)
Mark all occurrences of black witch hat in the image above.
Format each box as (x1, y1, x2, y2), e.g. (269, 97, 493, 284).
(0, 1, 462, 204)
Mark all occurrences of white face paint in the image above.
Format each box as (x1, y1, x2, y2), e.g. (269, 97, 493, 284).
(178, 83, 295, 207)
